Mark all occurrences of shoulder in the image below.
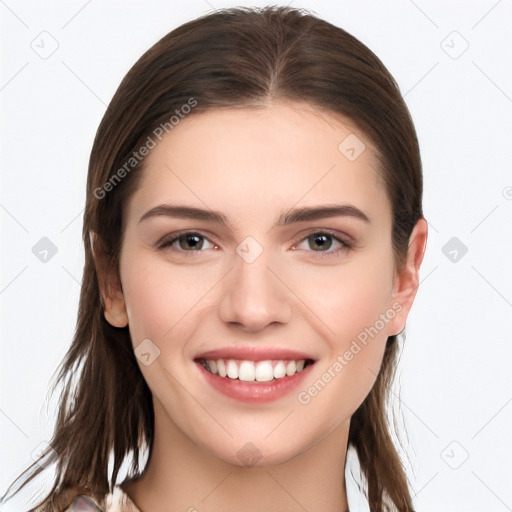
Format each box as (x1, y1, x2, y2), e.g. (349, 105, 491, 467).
(102, 485, 140, 512)
(31, 485, 140, 512)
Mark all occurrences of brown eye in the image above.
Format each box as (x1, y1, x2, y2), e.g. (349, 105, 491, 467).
(293, 230, 352, 259)
(176, 233, 205, 250)
(307, 233, 333, 251)
(158, 232, 216, 253)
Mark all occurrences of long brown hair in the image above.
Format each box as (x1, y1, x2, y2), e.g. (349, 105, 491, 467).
(2, 6, 421, 511)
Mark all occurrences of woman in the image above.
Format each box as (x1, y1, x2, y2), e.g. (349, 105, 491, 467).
(2, 6, 427, 511)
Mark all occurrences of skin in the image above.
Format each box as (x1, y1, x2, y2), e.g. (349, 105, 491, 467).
(102, 101, 427, 512)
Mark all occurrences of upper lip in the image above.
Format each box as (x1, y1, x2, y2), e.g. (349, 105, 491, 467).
(195, 346, 316, 362)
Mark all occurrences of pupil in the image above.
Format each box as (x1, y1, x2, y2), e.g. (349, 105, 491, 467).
(180, 234, 203, 250)
(309, 233, 331, 251)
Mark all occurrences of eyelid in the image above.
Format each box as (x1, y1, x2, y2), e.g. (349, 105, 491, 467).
(290, 230, 354, 261)
(156, 229, 217, 247)
(291, 228, 354, 249)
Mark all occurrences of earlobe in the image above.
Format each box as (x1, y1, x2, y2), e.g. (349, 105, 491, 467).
(103, 287, 129, 328)
(388, 217, 428, 335)
(90, 230, 129, 328)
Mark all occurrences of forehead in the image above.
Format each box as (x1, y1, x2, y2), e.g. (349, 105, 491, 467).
(125, 101, 390, 228)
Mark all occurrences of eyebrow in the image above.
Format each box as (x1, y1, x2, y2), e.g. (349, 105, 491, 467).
(139, 203, 370, 227)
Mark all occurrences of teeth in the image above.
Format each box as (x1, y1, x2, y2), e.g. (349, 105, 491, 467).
(255, 361, 273, 382)
(239, 361, 255, 381)
(226, 360, 238, 379)
(286, 361, 297, 375)
(273, 361, 286, 379)
(208, 360, 217, 374)
(216, 359, 226, 377)
(200, 358, 309, 382)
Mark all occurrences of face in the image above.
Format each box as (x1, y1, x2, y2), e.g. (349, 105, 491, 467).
(104, 101, 421, 467)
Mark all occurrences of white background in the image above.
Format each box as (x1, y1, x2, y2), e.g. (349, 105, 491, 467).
(1, 1, 511, 510)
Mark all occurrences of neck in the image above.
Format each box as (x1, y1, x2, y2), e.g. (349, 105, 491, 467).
(124, 401, 350, 512)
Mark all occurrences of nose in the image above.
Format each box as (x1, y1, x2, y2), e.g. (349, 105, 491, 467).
(218, 245, 293, 332)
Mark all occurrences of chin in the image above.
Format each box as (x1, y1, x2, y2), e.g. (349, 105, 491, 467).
(197, 427, 320, 469)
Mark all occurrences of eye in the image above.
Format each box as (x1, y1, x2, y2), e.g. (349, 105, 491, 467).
(157, 230, 352, 259)
(158, 232, 217, 253)
(292, 231, 352, 258)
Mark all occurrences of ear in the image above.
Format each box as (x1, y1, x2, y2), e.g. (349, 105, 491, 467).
(90, 230, 129, 328)
(387, 217, 428, 336)
(103, 284, 129, 328)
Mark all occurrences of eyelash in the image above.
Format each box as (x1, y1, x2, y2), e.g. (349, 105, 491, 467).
(157, 230, 353, 259)
(292, 230, 353, 258)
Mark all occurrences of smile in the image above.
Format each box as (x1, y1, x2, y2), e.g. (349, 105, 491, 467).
(198, 358, 314, 382)
(194, 346, 317, 403)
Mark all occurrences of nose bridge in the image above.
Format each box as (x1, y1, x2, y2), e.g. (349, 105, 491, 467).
(218, 237, 292, 330)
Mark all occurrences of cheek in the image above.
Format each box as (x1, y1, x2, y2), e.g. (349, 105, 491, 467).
(120, 254, 221, 347)
(288, 254, 395, 401)
(287, 253, 395, 344)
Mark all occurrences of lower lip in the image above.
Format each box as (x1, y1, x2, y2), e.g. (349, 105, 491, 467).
(196, 362, 314, 404)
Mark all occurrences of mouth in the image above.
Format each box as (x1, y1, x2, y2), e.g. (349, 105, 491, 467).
(193, 346, 317, 403)
(195, 357, 316, 382)
(193, 348, 317, 403)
